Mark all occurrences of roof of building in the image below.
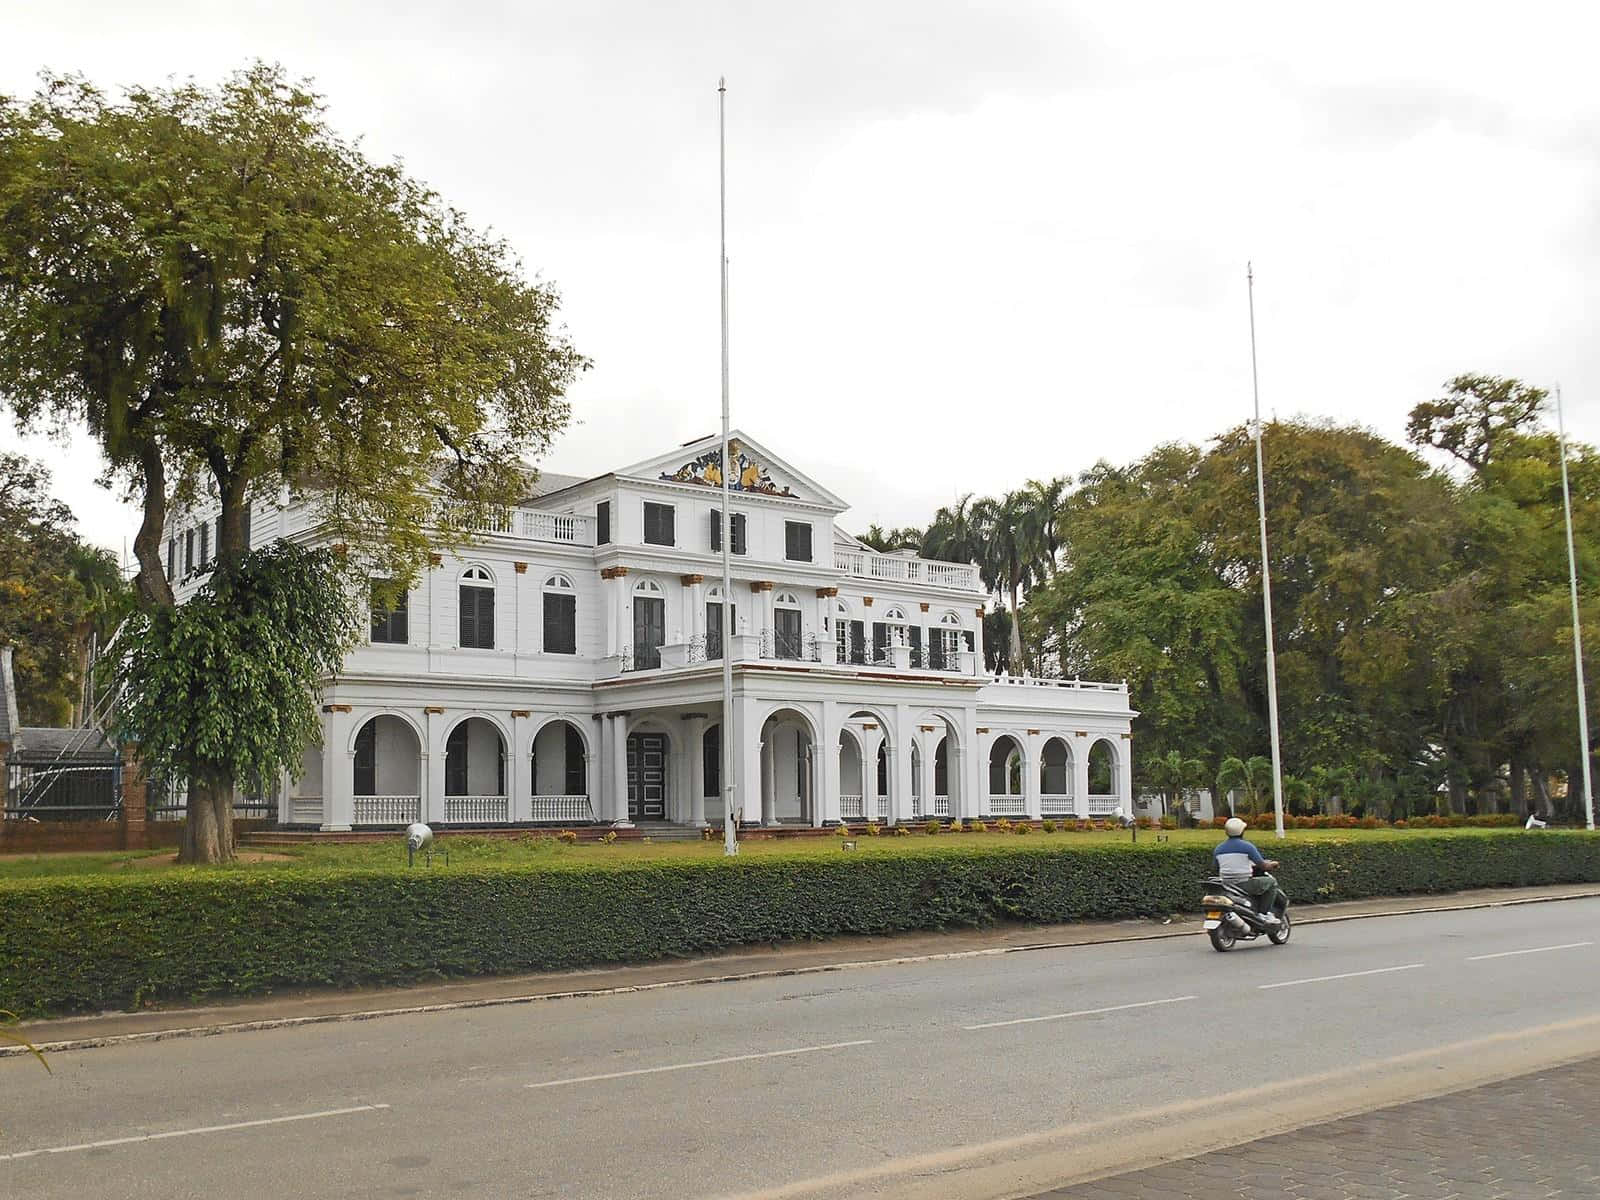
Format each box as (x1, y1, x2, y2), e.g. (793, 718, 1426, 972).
(15, 727, 114, 757)
(524, 471, 589, 498)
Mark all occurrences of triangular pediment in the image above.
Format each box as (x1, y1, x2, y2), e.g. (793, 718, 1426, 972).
(615, 432, 847, 510)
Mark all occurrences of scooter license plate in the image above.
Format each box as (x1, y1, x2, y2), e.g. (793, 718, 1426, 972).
(1203, 919, 1221, 930)
(1205, 910, 1222, 920)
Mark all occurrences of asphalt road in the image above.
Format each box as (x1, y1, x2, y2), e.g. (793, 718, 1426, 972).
(5, 899, 1600, 1199)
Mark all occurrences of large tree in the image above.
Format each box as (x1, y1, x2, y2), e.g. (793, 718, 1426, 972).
(0, 65, 586, 860)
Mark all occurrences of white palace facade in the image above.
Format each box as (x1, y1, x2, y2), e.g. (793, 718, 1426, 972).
(163, 433, 1135, 831)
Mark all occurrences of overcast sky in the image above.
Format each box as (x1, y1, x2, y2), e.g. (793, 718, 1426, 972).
(5, 2, 1599, 557)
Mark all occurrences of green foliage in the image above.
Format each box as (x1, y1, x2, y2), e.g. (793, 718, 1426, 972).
(4, 832, 1597, 1016)
(112, 543, 358, 792)
(0, 453, 130, 724)
(924, 820, 942, 835)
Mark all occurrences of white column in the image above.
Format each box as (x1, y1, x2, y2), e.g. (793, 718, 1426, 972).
(617, 578, 632, 661)
(1117, 734, 1134, 815)
(920, 734, 937, 820)
(610, 714, 632, 825)
(689, 580, 706, 647)
(321, 707, 353, 832)
(1073, 735, 1091, 819)
(510, 713, 530, 822)
(761, 734, 777, 825)
(424, 709, 447, 824)
(974, 729, 992, 819)
(735, 695, 761, 827)
(687, 717, 707, 826)
(604, 577, 618, 657)
(1025, 730, 1043, 820)
(818, 701, 841, 825)
(892, 707, 915, 827)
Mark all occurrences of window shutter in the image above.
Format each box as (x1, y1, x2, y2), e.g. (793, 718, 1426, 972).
(167, 537, 177, 580)
(597, 501, 611, 545)
(199, 522, 210, 568)
(185, 529, 195, 574)
(565, 724, 587, 794)
(872, 622, 888, 662)
(544, 593, 576, 654)
(732, 513, 747, 555)
(710, 508, 721, 551)
(929, 629, 946, 669)
(786, 521, 812, 562)
(850, 620, 866, 664)
(909, 625, 923, 667)
(459, 586, 474, 647)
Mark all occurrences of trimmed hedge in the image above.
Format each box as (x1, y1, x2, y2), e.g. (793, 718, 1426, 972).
(5, 832, 1600, 1016)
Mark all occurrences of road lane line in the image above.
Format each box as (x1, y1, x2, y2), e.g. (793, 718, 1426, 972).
(524, 1039, 873, 1089)
(1259, 963, 1424, 990)
(1467, 940, 1593, 961)
(962, 994, 1198, 1031)
(0, 1104, 390, 1163)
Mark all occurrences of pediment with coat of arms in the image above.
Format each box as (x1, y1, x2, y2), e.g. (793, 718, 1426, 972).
(660, 439, 796, 496)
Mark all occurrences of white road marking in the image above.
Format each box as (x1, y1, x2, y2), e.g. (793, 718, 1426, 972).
(0, 1104, 390, 1163)
(1467, 941, 1593, 961)
(962, 995, 1198, 1031)
(1259, 963, 1425, 990)
(524, 1039, 873, 1089)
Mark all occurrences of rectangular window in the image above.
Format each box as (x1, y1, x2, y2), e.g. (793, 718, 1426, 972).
(184, 529, 195, 575)
(167, 536, 177, 580)
(633, 595, 665, 669)
(459, 584, 495, 649)
(596, 500, 611, 545)
(872, 622, 889, 664)
(850, 620, 867, 665)
(198, 522, 210, 569)
(370, 582, 409, 644)
(543, 592, 577, 654)
(909, 624, 924, 668)
(709, 510, 748, 555)
(775, 607, 803, 660)
(643, 502, 675, 547)
(929, 628, 947, 670)
(706, 601, 735, 659)
(784, 521, 813, 563)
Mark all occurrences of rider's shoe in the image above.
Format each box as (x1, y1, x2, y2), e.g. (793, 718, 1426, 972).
(1260, 912, 1281, 927)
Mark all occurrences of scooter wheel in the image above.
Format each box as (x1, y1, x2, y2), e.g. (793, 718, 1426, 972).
(1268, 911, 1292, 945)
(1208, 927, 1236, 952)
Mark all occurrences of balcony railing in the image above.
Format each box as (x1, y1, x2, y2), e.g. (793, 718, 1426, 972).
(840, 793, 865, 820)
(1041, 793, 1075, 815)
(531, 794, 594, 823)
(835, 549, 979, 592)
(445, 795, 509, 823)
(438, 500, 594, 547)
(986, 794, 1027, 816)
(932, 795, 951, 817)
(1087, 795, 1121, 816)
(353, 794, 421, 825)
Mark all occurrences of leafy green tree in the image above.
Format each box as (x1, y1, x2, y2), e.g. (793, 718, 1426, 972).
(0, 65, 584, 860)
(1216, 755, 1274, 816)
(1143, 749, 1204, 818)
(856, 524, 924, 553)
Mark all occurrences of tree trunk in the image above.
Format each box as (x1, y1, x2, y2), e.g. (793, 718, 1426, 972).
(179, 778, 236, 864)
(132, 442, 174, 609)
(1008, 582, 1024, 669)
(1509, 758, 1526, 815)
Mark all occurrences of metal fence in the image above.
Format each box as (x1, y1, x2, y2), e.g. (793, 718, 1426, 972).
(4, 753, 122, 821)
(148, 776, 279, 822)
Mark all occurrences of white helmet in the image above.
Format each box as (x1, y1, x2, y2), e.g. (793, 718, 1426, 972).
(1224, 817, 1246, 837)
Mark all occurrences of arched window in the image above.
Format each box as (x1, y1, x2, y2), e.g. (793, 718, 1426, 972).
(542, 573, 577, 655)
(774, 591, 803, 660)
(459, 566, 495, 649)
(834, 598, 856, 663)
(633, 578, 666, 670)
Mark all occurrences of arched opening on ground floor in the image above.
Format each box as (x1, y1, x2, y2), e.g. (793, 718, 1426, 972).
(627, 726, 672, 822)
(760, 707, 816, 824)
(445, 717, 508, 823)
(352, 714, 422, 826)
(988, 734, 1025, 817)
(1041, 736, 1074, 817)
(531, 719, 591, 823)
(1088, 737, 1119, 815)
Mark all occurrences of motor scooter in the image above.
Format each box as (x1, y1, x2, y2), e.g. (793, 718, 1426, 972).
(1201, 859, 1291, 952)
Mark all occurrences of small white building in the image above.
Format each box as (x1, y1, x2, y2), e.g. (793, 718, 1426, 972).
(162, 432, 1135, 830)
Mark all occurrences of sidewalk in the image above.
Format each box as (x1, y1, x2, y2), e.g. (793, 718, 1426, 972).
(15, 882, 1600, 1052)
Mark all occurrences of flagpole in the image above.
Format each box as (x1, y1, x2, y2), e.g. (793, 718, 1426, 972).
(1555, 384, 1594, 830)
(1247, 264, 1286, 839)
(719, 77, 738, 856)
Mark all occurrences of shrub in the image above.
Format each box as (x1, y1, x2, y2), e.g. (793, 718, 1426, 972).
(835, 824, 852, 837)
(969, 820, 988, 833)
(865, 823, 881, 837)
(894, 825, 911, 837)
(7, 831, 1600, 1017)
(1041, 820, 1057, 833)
(557, 830, 578, 845)
(599, 831, 618, 844)
(1013, 822, 1032, 835)
(948, 820, 965, 833)
(994, 818, 1013, 832)
(924, 821, 942, 835)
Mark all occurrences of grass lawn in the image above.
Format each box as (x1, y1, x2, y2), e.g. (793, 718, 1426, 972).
(0, 824, 1567, 881)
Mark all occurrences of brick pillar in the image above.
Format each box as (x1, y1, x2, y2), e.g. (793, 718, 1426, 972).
(120, 741, 148, 850)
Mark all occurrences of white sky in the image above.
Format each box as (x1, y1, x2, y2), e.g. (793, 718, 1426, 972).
(5, 2, 1599, 558)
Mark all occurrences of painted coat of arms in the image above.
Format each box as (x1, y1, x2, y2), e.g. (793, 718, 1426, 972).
(661, 439, 795, 496)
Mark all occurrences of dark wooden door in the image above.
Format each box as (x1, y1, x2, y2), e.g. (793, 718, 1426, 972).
(634, 596, 665, 669)
(627, 732, 668, 820)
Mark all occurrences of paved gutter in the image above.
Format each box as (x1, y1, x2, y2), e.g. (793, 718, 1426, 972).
(10, 882, 1600, 1055)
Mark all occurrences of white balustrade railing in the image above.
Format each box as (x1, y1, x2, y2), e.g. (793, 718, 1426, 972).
(932, 795, 951, 817)
(438, 500, 593, 546)
(984, 673, 1129, 693)
(445, 795, 509, 824)
(1087, 795, 1120, 816)
(531, 794, 594, 823)
(875, 795, 889, 821)
(353, 794, 421, 825)
(986, 794, 1026, 816)
(289, 795, 323, 824)
(1040, 794, 1075, 815)
(840, 794, 865, 820)
(834, 549, 979, 592)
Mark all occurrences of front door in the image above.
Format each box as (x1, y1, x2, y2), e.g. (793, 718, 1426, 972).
(634, 596, 665, 670)
(627, 732, 668, 820)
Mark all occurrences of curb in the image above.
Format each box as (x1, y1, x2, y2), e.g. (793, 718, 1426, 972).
(9, 888, 1599, 1058)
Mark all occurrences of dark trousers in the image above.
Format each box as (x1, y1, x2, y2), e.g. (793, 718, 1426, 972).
(1240, 874, 1286, 916)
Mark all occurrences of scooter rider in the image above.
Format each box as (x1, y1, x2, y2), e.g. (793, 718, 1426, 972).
(1214, 817, 1286, 925)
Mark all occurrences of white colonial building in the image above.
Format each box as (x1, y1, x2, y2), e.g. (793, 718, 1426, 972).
(162, 433, 1135, 830)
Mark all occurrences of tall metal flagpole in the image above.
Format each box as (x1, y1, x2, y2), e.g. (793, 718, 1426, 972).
(1555, 384, 1595, 830)
(719, 78, 738, 856)
(1247, 264, 1286, 839)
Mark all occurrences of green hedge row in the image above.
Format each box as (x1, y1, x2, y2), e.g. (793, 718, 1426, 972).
(5, 832, 1599, 1016)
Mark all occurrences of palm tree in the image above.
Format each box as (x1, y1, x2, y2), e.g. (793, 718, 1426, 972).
(857, 524, 922, 553)
(970, 490, 1053, 670)
(1145, 749, 1204, 818)
(921, 494, 979, 563)
(1216, 755, 1274, 816)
